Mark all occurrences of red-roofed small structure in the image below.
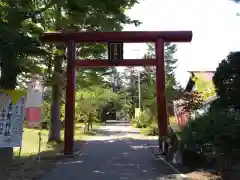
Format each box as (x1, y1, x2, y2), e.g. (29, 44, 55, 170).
(174, 70, 216, 125)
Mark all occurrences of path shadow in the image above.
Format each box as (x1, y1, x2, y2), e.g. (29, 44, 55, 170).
(41, 138, 188, 180)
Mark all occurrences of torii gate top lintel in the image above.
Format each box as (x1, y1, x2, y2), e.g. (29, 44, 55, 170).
(40, 31, 192, 43)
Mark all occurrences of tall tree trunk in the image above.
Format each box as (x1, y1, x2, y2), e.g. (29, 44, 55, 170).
(48, 43, 65, 142)
(48, 5, 64, 142)
(48, 60, 61, 142)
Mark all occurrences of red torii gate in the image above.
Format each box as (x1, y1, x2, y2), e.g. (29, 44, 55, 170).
(40, 31, 192, 155)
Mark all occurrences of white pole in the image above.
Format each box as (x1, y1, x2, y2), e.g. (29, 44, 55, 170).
(133, 49, 141, 110)
(138, 68, 141, 110)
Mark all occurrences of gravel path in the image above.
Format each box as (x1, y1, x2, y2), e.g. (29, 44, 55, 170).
(41, 122, 186, 180)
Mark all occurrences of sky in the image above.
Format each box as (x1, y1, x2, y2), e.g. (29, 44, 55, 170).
(121, 0, 240, 87)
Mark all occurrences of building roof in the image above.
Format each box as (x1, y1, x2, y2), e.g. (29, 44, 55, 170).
(184, 71, 215, 92)
(187, 70, 215, 73)
(187, 71, 215, 82)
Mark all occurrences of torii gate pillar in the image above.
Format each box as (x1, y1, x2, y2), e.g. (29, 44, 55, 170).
(156, 38, 168, 143)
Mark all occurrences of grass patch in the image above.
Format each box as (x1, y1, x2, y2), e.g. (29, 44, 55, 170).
(140, 125, 158, 136)
(0, 122, 95, 180)
(14, 128, 58, 157)
(14, 122, 86, 157)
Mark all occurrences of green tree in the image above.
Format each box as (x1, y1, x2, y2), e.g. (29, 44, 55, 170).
(37, 0, 141, 142)
(0, 0, 50, 164)
(123, 43, 181, 132)
(122, 67, 139, 118)
(141, 43, 182, 116)
(0, 1, 46, 88)
(213, 51, 240, 109)
(0, 0, 140, 162)
(75, 86, 121, 128)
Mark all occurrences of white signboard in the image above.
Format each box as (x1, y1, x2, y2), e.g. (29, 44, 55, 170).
(0, 93, 26, 147)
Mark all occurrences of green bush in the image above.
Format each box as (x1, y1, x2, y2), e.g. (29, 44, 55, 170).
(178, 108, 240, 175)
(180, 109, 240, 154)
(140, 123, 158, 136)
(132, 109, 152, 128)
(178, 112, 213, 151)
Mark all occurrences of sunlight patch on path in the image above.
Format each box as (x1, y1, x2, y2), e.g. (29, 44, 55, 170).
(83, 124, 158, 141)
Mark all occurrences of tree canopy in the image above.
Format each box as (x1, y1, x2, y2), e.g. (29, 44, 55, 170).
(0, 0, 141, 159)
(213, 51, 240, 109)
(141, 43, 182, 115)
